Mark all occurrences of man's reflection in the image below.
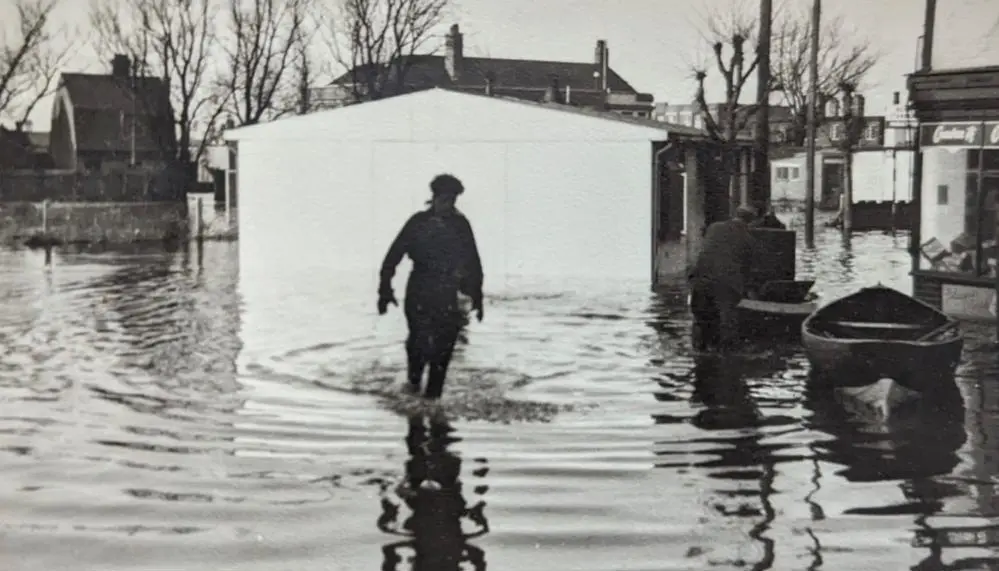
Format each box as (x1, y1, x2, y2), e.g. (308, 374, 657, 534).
(378, 413, 489, 571)
(687, 354, 781, 570)
(690, 354, 758, 427)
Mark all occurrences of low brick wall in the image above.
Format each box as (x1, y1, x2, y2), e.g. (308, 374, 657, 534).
(0, 201, 187, 244)
(0, 168, 185, 202)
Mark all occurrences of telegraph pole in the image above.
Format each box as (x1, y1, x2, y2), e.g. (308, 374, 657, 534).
(804, 0, 820, 247)
(753, 0, 773, 209)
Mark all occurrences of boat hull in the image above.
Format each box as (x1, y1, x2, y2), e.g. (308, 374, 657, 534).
(803, 333, 963, 393)
(801, 285, 964, 396)
(738, 298, 816, 340)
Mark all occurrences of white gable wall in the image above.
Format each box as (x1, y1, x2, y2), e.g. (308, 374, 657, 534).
(230, 88, 671, 143)
(232, 89, 666, 301)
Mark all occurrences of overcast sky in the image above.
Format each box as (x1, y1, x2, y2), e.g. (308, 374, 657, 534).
(2, 0, 934, 132)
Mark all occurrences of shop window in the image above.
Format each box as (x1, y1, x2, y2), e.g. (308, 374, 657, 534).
(918, 142, 999, 279)
(968, 149, 999, 171)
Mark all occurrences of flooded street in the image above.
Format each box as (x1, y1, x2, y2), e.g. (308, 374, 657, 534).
(1, 224, 998, 571)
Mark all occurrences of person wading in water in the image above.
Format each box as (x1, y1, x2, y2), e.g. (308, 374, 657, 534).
(687, 205, 762, 353)
(378, 174, 484, 399)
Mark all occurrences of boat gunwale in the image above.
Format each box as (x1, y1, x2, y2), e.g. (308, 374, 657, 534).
(800, 285, 963, 349)
(800, 327, 964, 349)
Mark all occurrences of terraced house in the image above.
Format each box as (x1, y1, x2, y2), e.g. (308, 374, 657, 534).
(310, 24, 654, 118)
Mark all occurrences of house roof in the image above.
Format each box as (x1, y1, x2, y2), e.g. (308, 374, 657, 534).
(26, 131, 48, 149)
(0, 128, 49, 152)
(60, 73, 174, 154)
(0, 127, 54, 169)
(61, 73, 170, 111)
(332, 55, 649, 97)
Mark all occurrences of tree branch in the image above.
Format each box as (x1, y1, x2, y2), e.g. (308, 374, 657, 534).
(321, 0, 449, 104)
(89, 0, 222, 169)
(0, 0, 70, 130)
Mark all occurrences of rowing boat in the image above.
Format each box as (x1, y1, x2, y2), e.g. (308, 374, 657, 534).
(801, 284, 963, 397)
(738, 279, 818, 340)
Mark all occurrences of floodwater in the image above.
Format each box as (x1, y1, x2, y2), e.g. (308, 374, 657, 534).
(1, 223, 998, 571)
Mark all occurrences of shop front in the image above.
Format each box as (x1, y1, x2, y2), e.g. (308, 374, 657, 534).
(912, 120, 999, 320)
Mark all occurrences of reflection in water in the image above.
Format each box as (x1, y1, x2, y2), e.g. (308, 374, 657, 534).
(655, 354, 801, 571)
(377, 413, 490, 571)
(837, 235, 855, 282)
(805, 382, 995, 570)
(805, 383, 966, 485)
(5, 226, 999, 571)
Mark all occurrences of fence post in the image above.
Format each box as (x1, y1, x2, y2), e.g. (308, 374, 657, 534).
(195, 196, 203, 240)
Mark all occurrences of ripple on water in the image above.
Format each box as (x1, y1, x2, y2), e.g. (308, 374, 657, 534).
(1, 230, 999, 571)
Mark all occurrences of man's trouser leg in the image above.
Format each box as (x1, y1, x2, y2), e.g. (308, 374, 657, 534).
(424, 308, 462, 400)
(713, 283, 744, 352)
(689, 279, 720, 351)
(404, 303, 430, 390)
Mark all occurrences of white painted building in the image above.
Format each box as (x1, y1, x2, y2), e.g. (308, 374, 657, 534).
(769, 97, 919, 206)
(225, 88, 710, 296)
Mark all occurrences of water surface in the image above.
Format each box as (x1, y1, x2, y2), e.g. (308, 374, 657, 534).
(1, 226, 998, 571)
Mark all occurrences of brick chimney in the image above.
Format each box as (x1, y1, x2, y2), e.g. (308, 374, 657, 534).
(111, 54, 131, 78)
(593, 40, 608, 91)
(445, 24, 463, 82)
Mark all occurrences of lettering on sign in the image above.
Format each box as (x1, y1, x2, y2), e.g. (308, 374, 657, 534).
(921, 122, 985, 147)
(933, 124, 978, 144)
(986, 122, 999, 147)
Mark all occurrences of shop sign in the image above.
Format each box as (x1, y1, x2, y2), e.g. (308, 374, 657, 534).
(920, 122, 984, 147)
(984, 122, 999, 147)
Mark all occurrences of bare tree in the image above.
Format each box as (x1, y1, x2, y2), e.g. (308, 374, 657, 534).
(688, 1, 768, 217)
(771, 10, 879, 146)
(219, 0, 312, 125)
(321, 0, 449, 104)
(289, 10, 327, 115)
(690, 3, 762, 144)
(90, 0, 226, 169)
(0, 0, 73, 130)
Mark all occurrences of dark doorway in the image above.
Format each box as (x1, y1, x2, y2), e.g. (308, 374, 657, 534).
(820, 160, 844, 210)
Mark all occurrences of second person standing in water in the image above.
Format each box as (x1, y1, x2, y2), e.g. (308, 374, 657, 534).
(378, 174, 484, 399)
(687, 205, 762, 353)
